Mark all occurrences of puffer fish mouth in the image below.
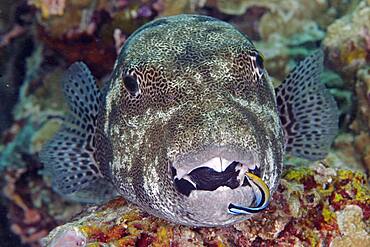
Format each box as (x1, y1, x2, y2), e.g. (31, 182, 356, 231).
(170, 147, 261, 197)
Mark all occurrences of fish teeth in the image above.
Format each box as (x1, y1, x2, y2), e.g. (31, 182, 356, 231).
(199, 157, 233, 172)
(174, 157, 234, 179)
(199, 157, 222, 172)
(247, 163, 257, 171)
(174, 168, 190, 180)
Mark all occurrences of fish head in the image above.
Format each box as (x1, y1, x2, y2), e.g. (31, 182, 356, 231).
(104, 15, 283, 226)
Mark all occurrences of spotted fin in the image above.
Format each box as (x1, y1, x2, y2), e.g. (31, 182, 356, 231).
(276, 50, 338, 160)
(39, 62, 115, 203)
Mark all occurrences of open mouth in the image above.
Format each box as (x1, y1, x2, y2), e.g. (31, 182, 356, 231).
(171, 158, 261, 197)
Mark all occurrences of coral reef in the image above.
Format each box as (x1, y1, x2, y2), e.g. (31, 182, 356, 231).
(0, 46, 81, 244)
(322, 0, 370, 174)
(0, 0, 369, 246)
(27, 0, 165, 78)
(331, 205, 369, 246)
(42, 163, 369, 246)
(323, 0, 369, 76)
(28, 0, 66, 19)
(2, 164, 83, 246)
(212, 0, 360, 40)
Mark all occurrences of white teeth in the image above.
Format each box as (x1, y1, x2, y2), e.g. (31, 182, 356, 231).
(248, 163, 257, 170)
(174, 157, 234, 179)
(175, 168, 190, 180)
(199, 157, 231, 173)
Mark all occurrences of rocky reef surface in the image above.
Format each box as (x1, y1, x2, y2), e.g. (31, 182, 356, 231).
(42, 163, 369, 247)
(0, 0, 369, 246)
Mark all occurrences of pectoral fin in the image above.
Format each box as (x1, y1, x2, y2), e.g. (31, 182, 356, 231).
(275, 50, 338, 160)
(40, 62, 115, 203)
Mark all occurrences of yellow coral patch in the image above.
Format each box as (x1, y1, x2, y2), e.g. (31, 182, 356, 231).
(284, 167, 313, 182)
(333, 193, 344, 203)
(121, 209, 142, 222)
(86, 243, 100, 247)
(28, 0, 66, 19)
(322, 206, 336, 223)
(153, 226, 173, 247)
(216, 239, 226, 247)
(340, 47, 367, 65)
(79, 225, 102, 237)
(303, 230, 319, 247)
(318, 185, 334, 197)
(337, 170, 353, 180)
(116, 236, 136, 247)
(337, 170, 369, 203)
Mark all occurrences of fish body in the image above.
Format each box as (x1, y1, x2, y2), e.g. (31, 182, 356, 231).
(40, 15, 338, 227)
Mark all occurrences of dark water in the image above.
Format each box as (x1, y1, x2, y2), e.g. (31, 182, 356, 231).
(0, 203, 24, 246)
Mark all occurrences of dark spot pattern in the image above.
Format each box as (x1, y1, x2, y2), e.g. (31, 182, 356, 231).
(275, 50, 338, 160)
(40, 62, 114, 203)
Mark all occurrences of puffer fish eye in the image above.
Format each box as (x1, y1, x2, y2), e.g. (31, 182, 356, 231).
(228, 171, 271, 215)
(123, 74, 140, 96)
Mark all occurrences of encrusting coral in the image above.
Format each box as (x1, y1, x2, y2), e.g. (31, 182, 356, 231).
(323, 0, 370, 174)
(42, 163, 370, 246)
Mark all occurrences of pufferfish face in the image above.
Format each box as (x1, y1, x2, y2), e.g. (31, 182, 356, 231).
(103, 15, 284, 226)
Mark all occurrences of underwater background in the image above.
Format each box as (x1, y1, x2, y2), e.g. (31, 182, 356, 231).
(0, 0, 369, 246)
